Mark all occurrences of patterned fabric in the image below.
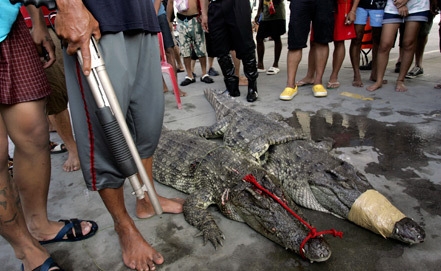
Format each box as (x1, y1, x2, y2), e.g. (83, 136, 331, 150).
(0, 14, 50, 105)
(177, 16, 206, 58)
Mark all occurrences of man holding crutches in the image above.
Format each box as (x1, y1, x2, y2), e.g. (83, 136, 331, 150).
(55, 0, 184, 270)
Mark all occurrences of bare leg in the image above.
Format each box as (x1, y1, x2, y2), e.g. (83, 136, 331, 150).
(4, 101, 92, 242)
(99, 186, 164, 271)
(0, 112, 52, 271)
(48, 109, 81, 172)
(286, 48, 303, 88)
(350, 24, 365, 87)
(367, 23, 400, 91)
(231, 50, 247, 86)
(297, 42, 315, 85)
(313, 42, 329, 85)
(396, 21, 421, 92)
(136, 157, 184, 219)
(183, 57, 193, 79)
(256, 36, 265, 70)
(272, 35, 282, 68)
(369, 27, 383, 82)
(165, 47, 186, 96)
(199, 56, 209, 76)
(329, 40, 345, 85)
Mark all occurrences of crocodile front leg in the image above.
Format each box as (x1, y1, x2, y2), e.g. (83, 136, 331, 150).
(183, 188, 225, 249)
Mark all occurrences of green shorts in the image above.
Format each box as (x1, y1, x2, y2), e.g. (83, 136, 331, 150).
(64, 32, 164, 191)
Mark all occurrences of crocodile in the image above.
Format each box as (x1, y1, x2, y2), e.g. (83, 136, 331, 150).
(188, 89, 304, 160)
(190, 89, 425, 244)
(153, 127, 337, 262)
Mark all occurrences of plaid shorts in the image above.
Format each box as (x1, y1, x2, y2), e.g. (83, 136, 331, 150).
(0, 14, 50, 105)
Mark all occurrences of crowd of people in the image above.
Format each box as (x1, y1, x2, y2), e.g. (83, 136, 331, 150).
(1, 0, 441, 271)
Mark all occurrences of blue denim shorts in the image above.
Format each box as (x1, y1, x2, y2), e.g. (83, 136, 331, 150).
(354, 8, 384, 27)
(383, 10, 429, 24)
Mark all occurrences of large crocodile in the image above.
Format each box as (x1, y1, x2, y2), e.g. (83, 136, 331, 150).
(153, 127, 339, 262)
(189, 90, 304, 160)
(190, 89, 425, 244)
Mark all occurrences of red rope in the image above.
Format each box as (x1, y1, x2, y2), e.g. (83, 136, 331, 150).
(242, 174, 343, 259)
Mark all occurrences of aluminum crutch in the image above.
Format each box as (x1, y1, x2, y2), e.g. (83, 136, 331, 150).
(12, 0, 163, 215)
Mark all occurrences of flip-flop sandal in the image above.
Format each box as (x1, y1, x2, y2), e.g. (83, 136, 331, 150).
(50, 143, 67, 154)
(434, 84, 441, 89)
(296, 80, 313, 87)
(266, 67, 280, 75)
(327, 81, 340, 89)
(39, 218, 98, 245)
(21, 257, 64, 271)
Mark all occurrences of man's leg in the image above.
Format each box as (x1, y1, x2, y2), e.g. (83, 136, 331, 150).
(0, 110, 53, 271)
(99, 185, 164, 271)
(48, 109, 81, 172)
(313, 42, 330, 85)
(297, 42, 316, 85)
(4, 100, 92, 242)
(286, 49, 303, 88)
(136, 157, 183, 219)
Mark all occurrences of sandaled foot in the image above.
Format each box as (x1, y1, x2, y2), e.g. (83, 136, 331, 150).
(22, 257, 64, 271)
(352, 80, 364, 87)
(136, 195, 184, 219)
(366, 83, 382, 92)
(37, 219, 98, 244)
(395, 80, 408, 92)
(296, 78, 314, 87)
(116, 220, 164, 271)
(50, 142, 67, 154)
(179, 89, 187, 97)
(327, 81, 340, 89)
(435, 83, 441, 89)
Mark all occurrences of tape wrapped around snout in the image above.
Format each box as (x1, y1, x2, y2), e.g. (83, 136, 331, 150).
(348, 189, 405, 238)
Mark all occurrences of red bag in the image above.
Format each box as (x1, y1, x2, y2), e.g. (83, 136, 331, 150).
(269, 0, 276, 15)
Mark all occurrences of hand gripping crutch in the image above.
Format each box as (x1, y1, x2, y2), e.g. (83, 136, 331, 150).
(12, 0, 163, 215)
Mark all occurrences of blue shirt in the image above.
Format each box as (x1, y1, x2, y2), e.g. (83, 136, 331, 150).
(0, 0, 21, 42)
(83, 0, 160, 34)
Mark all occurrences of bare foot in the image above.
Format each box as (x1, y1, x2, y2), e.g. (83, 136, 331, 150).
(370, 78, 388, 84)
(31, 220, 94, 243)
(179, 89, 187, 97)
(63, 153, 81, 172)
(352, 79, 364, 87)
(395, 80, 408, 92)
(296, 77, 314, 87)
(136, 194, 184, 219)
(163, 88, 169, 93)
(366, 82, 382, 92)
(116, 220, 164, 270)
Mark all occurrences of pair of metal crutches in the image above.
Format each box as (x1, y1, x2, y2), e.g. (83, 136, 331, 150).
(12, 0, 163, 215)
